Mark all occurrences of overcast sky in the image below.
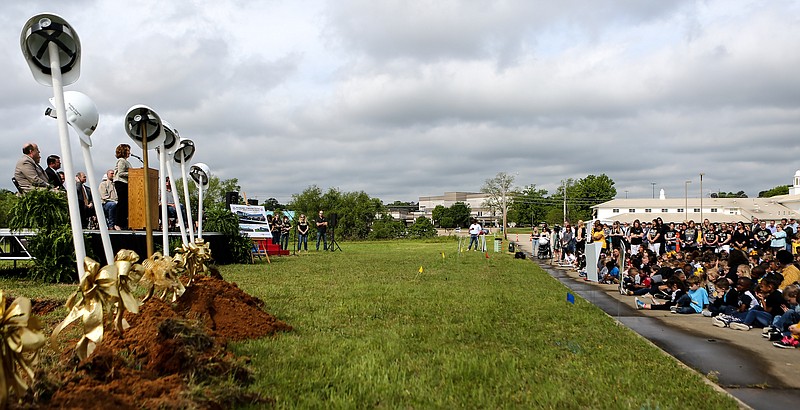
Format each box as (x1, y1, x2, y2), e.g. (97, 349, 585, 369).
(3, 0, 800, 204)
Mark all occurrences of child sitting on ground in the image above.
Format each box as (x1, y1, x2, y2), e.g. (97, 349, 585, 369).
(712, 277, 757, 329)
(728, 276, 786, 331)
(707, 278, 739, 317)
(764, 284, 800, 341)
(672, 275, 710, 314)
(773, 321, 800, 349)
(626, 268, 653, 296)
(600, 258, 619, 284)
(635, 277, 686, 311)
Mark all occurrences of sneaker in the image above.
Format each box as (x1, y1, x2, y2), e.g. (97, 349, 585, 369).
(762, 326, 777, 338)
(669, 306, 678, 313)
(712, 316, 730, 328)
(635, 297, 645, 310)
(729, 322, 752, 331)
(619, 285, 627, 295)
(768, 331, 784, 342)
(773, 337, 799, 349)
(701, 309, 712, 317)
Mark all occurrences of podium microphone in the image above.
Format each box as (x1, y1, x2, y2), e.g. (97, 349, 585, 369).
(130, 153, 144, 164)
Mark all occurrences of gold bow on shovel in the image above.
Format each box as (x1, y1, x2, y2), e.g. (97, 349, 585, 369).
(0, 292, 46, 409)
(141, 252, 185, 302)
(51, 252, 143, 361)
(174, 239, 212, 286)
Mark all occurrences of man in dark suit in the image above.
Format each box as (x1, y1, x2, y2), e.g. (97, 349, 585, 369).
(76, 172, 95, 228)
(45, 155, 65, 191)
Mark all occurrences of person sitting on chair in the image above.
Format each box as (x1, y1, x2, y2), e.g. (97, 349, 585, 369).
(45, 155, 65, 191)
(13, 143, 52, 194)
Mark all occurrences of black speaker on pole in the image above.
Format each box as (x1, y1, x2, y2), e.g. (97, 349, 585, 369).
(328, 213, 338, 228)
(225, 191, 239, 209)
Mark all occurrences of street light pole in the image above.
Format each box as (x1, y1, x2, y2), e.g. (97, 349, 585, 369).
(699, 173, 704, 223)
(651, 182, 656, 199)
(685, 180, 692, 222)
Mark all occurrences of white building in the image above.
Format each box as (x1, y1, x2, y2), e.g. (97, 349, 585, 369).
(593, 171, 800, 223)
(418, 192, 495, 225)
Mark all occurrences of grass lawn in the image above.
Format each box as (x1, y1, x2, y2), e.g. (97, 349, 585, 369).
(222, 240, 737, 409)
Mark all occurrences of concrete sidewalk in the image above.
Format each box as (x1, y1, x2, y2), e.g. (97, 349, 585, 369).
(512, 238, 800, 408)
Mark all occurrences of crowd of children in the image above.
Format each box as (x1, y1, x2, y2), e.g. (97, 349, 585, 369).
(555, 217, 800, 349)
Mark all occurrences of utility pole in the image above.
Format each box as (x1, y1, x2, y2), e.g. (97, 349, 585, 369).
(651, 182, 656, 199)
(563, 179, 568, 224)
(699, 173, 704, 223)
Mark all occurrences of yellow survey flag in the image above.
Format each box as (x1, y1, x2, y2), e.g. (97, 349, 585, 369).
(419, 266, 424, 273)
(441, 252, 445, 259)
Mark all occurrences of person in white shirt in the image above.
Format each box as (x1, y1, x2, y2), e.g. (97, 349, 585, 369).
(468, 218, 482, 251)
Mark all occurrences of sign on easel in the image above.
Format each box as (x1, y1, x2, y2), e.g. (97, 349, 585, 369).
(584, 242, 603, 282)
(230, 204, 271, 238)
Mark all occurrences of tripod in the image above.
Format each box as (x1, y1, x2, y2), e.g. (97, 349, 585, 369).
(329, 226, 342, 252)
(290, 215, 299, 256)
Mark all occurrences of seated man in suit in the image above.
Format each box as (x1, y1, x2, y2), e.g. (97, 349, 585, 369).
(45, 155, 65, 191)
(13, 143, 52, 194)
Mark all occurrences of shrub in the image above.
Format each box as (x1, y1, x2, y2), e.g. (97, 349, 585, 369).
(203, 208, 252, 264)
(9, 190, 82, 283)
(369, 215, 406, 239)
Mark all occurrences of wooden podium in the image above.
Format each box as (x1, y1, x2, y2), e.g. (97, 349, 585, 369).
(128, 168, 159, 230)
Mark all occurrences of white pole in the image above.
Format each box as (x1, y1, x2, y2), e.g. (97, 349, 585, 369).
(48, 43, 86, 281)
(159, 147, 169, 255)
(181, 161, 195, 242)
(166, 163, 188, 245)
(197, 183, 204, 239)
(80, 145, 113, 264)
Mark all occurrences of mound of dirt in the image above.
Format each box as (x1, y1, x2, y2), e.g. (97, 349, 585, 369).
(22, 274, 291, 409)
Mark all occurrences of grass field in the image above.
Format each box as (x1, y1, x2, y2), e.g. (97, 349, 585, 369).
(0, 241, 737, 408)
(220, 240, 737, 409)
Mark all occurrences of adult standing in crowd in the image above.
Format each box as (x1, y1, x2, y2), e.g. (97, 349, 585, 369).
(13, 142, 51, 194)
(113, 144, 132, 230)
(75, 172, 94, 229)
(628, 219, 644, 255)
(45, 155, 64, 191)
(99, 169, 118, 230)
(297, 214, 309, 252)
(316, 210, 328, 251)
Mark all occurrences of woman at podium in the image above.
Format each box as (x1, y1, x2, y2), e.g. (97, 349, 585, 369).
(113, 143, 132, 229)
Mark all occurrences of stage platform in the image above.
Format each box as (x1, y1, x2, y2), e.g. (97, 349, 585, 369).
(0, 229, 240, 265)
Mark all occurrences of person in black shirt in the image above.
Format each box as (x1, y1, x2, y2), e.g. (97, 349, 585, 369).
(753, 221, 771, 252)
(702, 225, 719, 253)
(664, 222, 677, 252)
(297, 214, 310, 251)
(628, 219, 644, 255)
(315, 210, 328, 251)
(682, 220, 698, 252)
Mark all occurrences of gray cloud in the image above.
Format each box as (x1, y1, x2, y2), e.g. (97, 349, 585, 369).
(2, 0, 800, 207)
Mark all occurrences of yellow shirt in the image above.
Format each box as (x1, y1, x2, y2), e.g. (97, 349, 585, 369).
(592, 229, 606, 249)
(780, 264, 800, 291)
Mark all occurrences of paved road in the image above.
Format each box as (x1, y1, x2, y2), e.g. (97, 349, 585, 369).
(511, 237, 800, 409)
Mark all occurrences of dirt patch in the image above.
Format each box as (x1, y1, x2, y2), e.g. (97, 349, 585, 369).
(18, 274, 291, 409)
(31, 298, 62, 316)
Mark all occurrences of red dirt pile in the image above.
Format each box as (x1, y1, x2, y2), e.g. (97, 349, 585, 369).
(19, 274, 292, 409)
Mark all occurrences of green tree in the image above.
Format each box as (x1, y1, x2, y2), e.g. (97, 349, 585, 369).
(509, 184, 548, 227)
(559, 174, 616, 222)
(757, 186, 788, 198)
(175, 176, 241, 219)
(289, 186, 384, 240)
(481, 172, 516, 238)
(262, 197, 284, 210)
(369, 214, 406, 239)
(431, 205, 446, 227)
(407, 216, 436, 239)
(447, 202, 471, 228)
